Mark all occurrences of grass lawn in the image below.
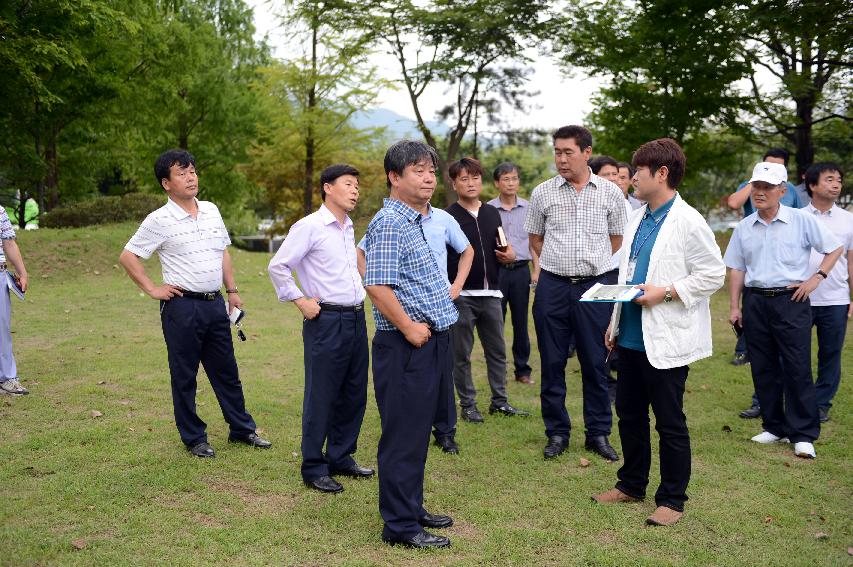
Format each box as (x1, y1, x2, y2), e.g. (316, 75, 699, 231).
(1, 222, 850, 566)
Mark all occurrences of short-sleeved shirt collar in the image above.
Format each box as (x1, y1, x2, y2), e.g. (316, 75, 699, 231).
(384, 198, 422, 224)
(805, 203, 835, 217)
(166, 197, 200, 220)
(752, 204, 792, 226)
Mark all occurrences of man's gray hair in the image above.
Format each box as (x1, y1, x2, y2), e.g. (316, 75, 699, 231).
(384, 140, 439, 189)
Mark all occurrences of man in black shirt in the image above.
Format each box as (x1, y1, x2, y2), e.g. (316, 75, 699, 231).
(446, 158, 530, 424)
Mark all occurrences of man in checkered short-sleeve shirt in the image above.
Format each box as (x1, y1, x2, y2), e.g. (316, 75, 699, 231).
(525, 125, 627, 462)
(0, 208, 30, 396)
(363, 140, 458, 549)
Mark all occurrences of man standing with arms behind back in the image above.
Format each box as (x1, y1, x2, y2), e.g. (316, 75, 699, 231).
(363, 140, 458, 549)
(525, 125, 627, 462)
(120, 149, 271, 458)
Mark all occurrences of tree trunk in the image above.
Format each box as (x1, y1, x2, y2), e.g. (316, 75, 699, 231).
(303, 15, 319, 217)
(794, 97, 814, 181)
(44, 132, 59, 211)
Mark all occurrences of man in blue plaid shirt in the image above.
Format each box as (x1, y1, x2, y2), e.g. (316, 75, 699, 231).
(363, 140, 458, 549)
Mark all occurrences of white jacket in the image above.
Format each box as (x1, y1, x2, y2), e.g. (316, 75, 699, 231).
(609, 195, 726, 369)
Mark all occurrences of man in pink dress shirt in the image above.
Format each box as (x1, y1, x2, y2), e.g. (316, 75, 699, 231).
(268, 164, 372, 494)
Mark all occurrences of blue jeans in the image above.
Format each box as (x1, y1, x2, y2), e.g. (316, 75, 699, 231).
(812, 304, 848, 410)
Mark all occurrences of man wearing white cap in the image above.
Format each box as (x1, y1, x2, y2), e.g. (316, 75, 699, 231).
(724, 161, 843, 459)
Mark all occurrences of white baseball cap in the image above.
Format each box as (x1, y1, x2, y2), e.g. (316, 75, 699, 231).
(749, 162, 788, 185)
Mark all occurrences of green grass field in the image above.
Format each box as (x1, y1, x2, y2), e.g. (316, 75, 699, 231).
(0, 223, 850, 566)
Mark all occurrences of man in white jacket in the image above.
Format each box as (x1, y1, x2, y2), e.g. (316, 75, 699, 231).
(591, 139, 725, 527)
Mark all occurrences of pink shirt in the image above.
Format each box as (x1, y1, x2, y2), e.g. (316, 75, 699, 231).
(268, 204, 365, 305)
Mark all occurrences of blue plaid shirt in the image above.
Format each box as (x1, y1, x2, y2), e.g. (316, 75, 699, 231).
(364, 198, 458, 332)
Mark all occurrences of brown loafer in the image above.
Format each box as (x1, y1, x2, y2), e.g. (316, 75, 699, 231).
(515, 375, 534, 384)
(591, 488, 641, 504)
(646, 506, 683, 526)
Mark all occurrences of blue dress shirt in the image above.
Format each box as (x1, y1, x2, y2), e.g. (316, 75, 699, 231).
(724, 205, 841, 288)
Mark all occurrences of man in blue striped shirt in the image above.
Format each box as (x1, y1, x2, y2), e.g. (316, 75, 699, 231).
(363, 140, 458, 549)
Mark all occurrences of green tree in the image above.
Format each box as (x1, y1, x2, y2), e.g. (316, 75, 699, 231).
(246, 61, 386, 229)
(364, 0, 550, 204)
(553, 0, 751, 210)
(740, 0, 853, 177)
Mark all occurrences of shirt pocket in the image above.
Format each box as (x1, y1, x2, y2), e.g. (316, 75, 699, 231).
(207, 227, 228, 250)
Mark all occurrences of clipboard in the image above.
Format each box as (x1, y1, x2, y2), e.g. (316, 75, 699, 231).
(579, 282, 642, 303)
(6, 271, 24, 300)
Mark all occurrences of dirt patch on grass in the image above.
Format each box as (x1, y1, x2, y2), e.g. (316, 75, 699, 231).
(206, 479, 300, 516)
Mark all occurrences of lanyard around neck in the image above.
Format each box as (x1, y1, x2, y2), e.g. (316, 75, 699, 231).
(629, 210, 670, 261)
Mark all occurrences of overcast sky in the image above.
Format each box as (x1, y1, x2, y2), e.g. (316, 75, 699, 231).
(247, 0, 604, 132)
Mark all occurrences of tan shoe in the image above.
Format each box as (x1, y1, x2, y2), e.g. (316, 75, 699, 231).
(645, 506, 683, 526)
(591, 488, 641, 504)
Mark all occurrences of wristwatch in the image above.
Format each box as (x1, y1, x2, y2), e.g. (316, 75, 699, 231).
(816, 270, 828, 279)
(663, 286, 673, 303)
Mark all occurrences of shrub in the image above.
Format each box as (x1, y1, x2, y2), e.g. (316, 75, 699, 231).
(42, 193, 166, 228)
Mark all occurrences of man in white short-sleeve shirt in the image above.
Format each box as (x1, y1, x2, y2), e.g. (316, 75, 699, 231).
(119, 149, 271, 458)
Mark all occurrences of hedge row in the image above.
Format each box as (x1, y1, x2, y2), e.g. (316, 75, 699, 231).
(42, 193, 165, 228)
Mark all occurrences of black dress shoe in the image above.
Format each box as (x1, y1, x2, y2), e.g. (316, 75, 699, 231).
(818, 407, 830, 423)
(461, 406, 484, 423)
(434, 436, 459, 454)
(330, 463, 375, 478)
(730, 353, 749, 366)
(543, 435, 568, 459)
(305, 475, 344, 493)
(739, 404, 761, 419)
(419, 512, 453, 529)
(187, 441, 215, 458)
(383, 530, 451, 548)
(228, 432, 272, 448)
(585, 435, 619, 461)
(488, 402, 530, 417)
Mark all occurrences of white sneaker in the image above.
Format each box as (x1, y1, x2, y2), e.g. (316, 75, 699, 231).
(0, 378, 29, 396)
(794, 442, 816, 459)
(751, 431, 789, 444)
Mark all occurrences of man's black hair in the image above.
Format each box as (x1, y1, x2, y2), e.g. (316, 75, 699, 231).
(384, 140, 439, 189)
(617, 161, 636, 178)
(319, 164, 359, 201)
(154, 149, 195, 186)
(804, 162, 843, 197)
(493, 162, 519, 182)
(763, 148, 790, 166)
(552, 125, 593, 150)
(589, 155, 619, 175)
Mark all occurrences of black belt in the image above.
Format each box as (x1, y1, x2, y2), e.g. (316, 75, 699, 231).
(0, 262, 6, 271)
(543, 270, 599, 285)
(319, 302, 364, 312)
(179, 289, 221, 301)
(747, 287, 795, 297)
(501, 260, 529, 270)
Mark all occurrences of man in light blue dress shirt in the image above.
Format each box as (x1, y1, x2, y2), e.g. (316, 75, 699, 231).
(724, 161, 842, 460)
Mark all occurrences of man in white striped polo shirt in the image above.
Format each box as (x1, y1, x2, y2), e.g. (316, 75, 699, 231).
(119, 149, 271, 458)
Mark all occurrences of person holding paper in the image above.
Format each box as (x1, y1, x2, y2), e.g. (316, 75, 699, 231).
(0, 208, 29, 396)
(269, 164, 373, 493)
(592, 138, 725, 527)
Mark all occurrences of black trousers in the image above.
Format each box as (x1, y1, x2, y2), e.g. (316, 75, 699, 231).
(373, 329, 450, 540)
(432, 323, 457, 441)
(615, 347, 690, 512)
(743, 290, 819, 442)
(498, 262, 533, 377)
(301, 309, 369, 481)
(533, 270, 612, 439)
(160, 296, 256, 447)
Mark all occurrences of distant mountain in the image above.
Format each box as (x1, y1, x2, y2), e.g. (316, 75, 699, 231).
(351, 108, 449, 140)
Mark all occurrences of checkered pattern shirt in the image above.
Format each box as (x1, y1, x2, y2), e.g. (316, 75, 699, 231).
(363, 198, 458, 332)
(525, 171, 627, 276)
